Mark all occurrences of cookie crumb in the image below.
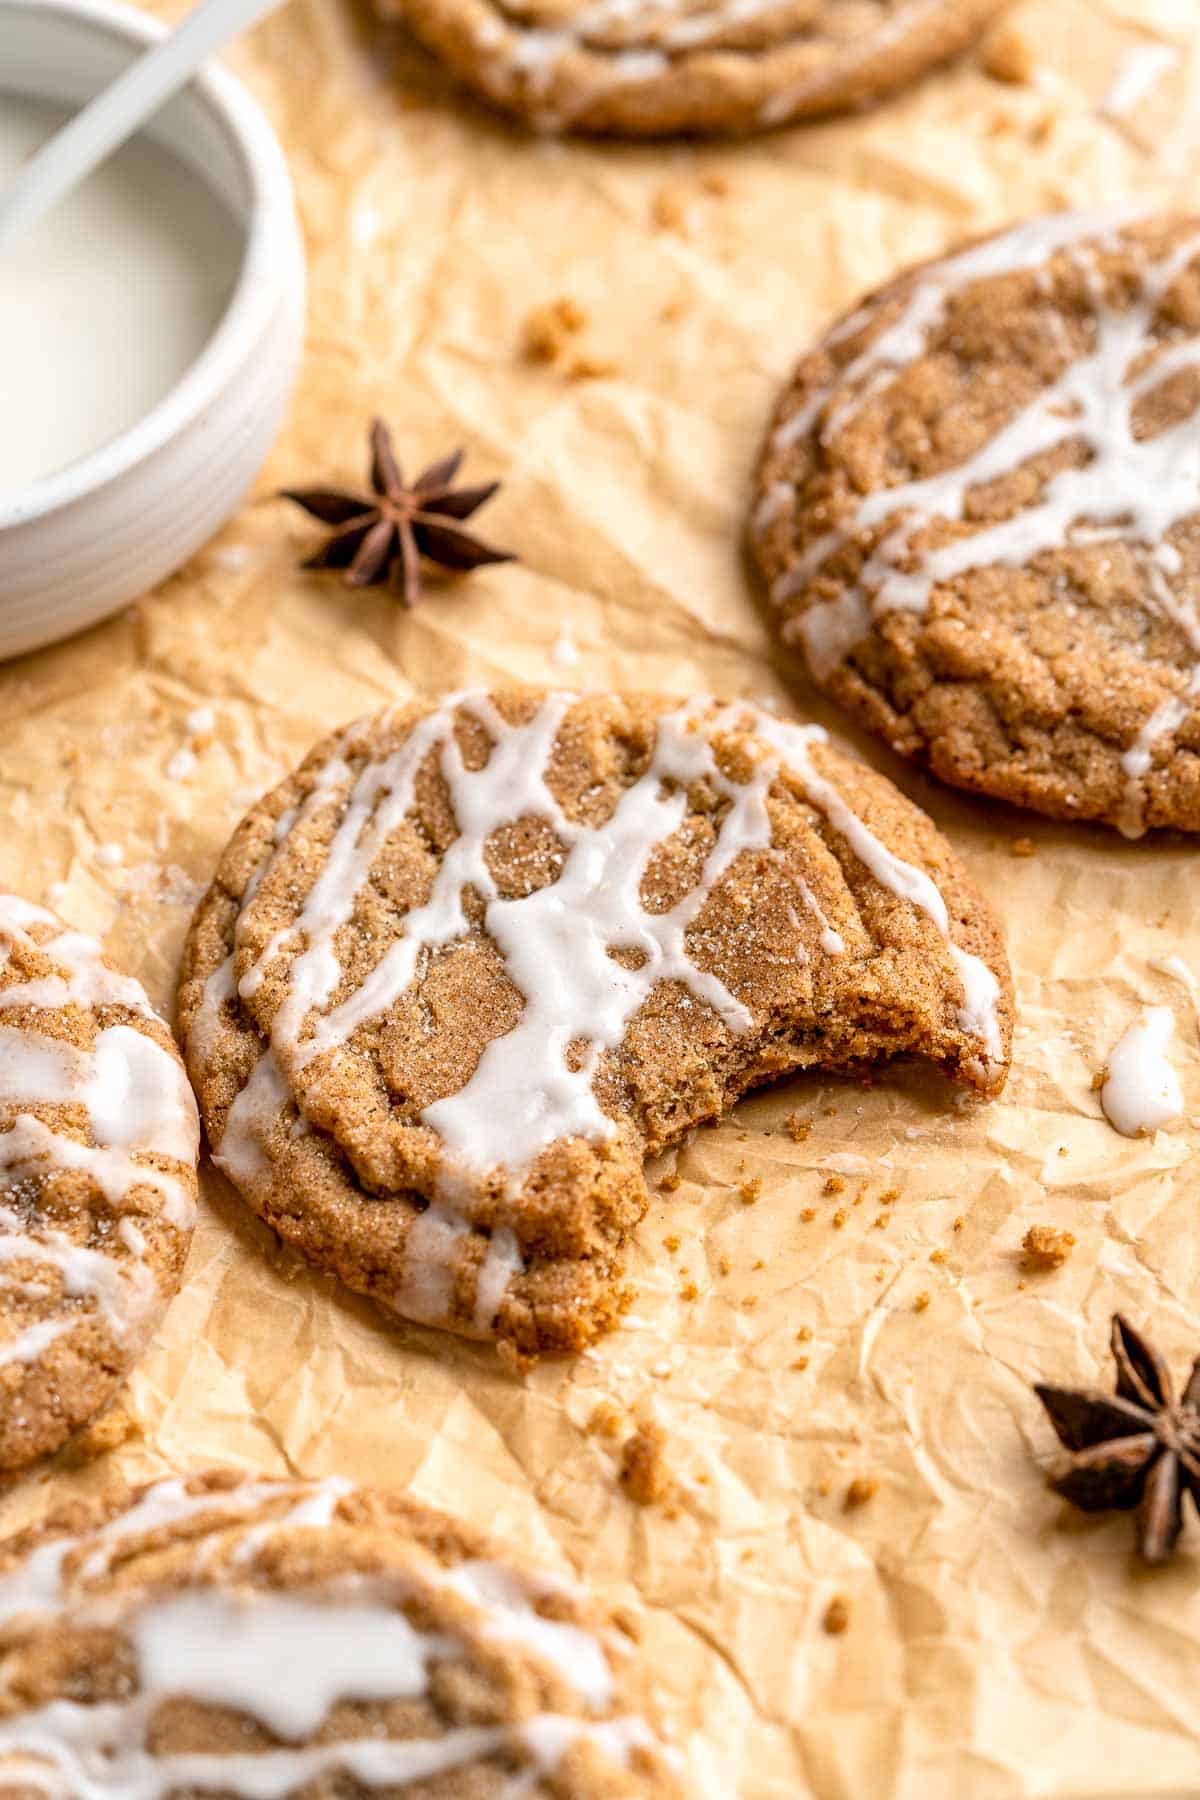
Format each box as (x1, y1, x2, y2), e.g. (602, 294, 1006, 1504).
(588, 1400, 623, 1439)
(879, 1188, 899, 1205)
(844, 1477, 879, 1510)
(738, 1177, 762, 1205)
(832, 1208, 848, 1229)
(658, 1171, 681, 1193)
(822, 1594, 850, 1635)
(792, 1356, 809, 1371)
(1011, 836, 1037, 857)
(1021, 1224, 1076, 1272)
(913, 1291, 931, 1313)
(982, 23, 1035, 83)
(786, 1112, 811, 1142)
(663, 1234, 681, 1253)
(522, 297, 586, 362)
(930, 1248, 947, 1265)
(1091, 1067, 1108, 1092)
(680, 1279, 700, 1302)
(800, 1208, 817, 1223)
(822, 1174, 845, 1197)
(652, 187, 687, 231)
(567, 353, 619, 382)
(58, 1403, 141, 1466)
(718, 1254, 732, 1275)
(619, 1422, 672, 1506)
(795, 1325, 813, 1342)
(952, 1215, 965, 1233)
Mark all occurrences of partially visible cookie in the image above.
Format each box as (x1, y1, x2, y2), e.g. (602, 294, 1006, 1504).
(0, 896, 198, 1471)
(178, 689, 1013, 1359)
(0, 1467, 682, 1796)
(380, 0, 1005, 136)
(751, 210, 1200, 836)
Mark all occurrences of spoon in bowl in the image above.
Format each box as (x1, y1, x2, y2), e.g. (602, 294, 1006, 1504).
(0, 0, 290, 252)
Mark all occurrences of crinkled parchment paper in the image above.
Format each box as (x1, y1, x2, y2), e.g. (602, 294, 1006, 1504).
(2, 3, 1200, 1793)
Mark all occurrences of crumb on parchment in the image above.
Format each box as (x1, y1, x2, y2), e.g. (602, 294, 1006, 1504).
(619, 1421, 673, 1506)
(523, 296, 587, 362)
(844, 1477, 879, 1510)
(1021, 1224, 1076, 1272)
(982, 22, 1035, 83)
(822, 1594, 850, 1635)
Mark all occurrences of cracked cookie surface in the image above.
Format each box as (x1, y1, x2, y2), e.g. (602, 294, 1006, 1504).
(178, 689, 1012, 1358)
(751, 211, 1200, 837)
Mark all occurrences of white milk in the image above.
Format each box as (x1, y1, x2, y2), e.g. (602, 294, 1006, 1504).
(0, 93, 242, 489)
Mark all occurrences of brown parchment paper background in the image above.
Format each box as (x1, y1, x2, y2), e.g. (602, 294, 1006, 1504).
(3, 2, 1200, 1794)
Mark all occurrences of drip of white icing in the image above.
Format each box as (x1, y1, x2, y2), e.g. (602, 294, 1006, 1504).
(0, 897, 198, 1368)
(131, 1588, 449, 1736)
(0, 1708, 658, 1798)
(0, 1476, 667, 1798)
(765, 213, 1200, 836)
(443, 1559, 615, 1708)
(0, 1314, 72, 1370)
(793, 875, 844, 955)
(754, 716, 1003, 1063)
(1100, 1006, 1183, 1136)
(211, 694, 1003, 1329)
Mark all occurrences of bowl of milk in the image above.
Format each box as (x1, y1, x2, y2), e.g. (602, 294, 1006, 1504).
(0, 0, 305, 657)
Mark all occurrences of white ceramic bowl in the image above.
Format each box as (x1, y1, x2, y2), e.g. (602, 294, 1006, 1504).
(0, 0, 305, 657)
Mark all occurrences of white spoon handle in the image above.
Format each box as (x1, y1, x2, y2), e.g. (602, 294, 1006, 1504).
(0, 0, 288, 251)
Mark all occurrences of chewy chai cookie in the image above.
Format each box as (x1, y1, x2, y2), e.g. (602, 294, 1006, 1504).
(179, 691, 1012, 1358)
(0, 896, 199, 1472)
(380, 0, 1004, 137)
(0, 1468, 682, 1796)
(751, 211, 1200, 837)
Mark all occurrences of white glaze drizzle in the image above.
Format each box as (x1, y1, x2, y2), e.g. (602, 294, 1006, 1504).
(209, 694, 1002, 1333)
(473, 0, 945, 126)
(1100, 1005, 1184, 1137)
(762, 212, 1200, 836)
(0, 1476, 668, 1797)
(0, 897, 198, 1371)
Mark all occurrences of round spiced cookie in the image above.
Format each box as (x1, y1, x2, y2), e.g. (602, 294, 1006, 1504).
(379, 0, 1006, 137)
(751, 210, 1200, 837)
(178, 690, 1013, 1360)
(0, 896, 199, 1472)
(0, 1467, 682, 1796)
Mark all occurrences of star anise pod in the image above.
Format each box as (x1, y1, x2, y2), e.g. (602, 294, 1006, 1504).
(281, 419, 514, 609)
(1035, 1314, 1200, 1563)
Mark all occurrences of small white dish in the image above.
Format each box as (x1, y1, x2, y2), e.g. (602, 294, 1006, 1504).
(0, 0, 305, 658)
